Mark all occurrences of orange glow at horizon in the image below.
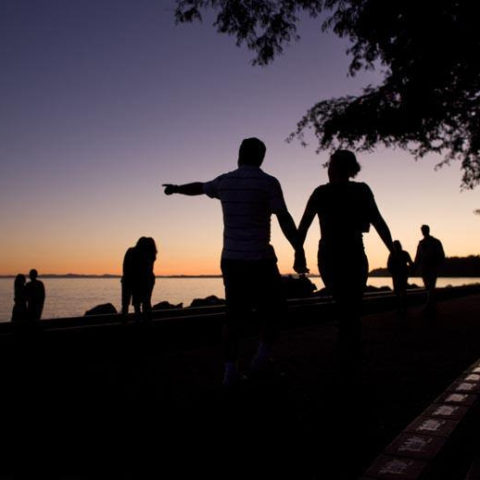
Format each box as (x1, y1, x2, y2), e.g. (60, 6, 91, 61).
(2, 232, 479, 277)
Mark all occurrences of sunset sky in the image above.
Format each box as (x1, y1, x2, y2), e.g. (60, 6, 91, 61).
(1, 0, 479, 276)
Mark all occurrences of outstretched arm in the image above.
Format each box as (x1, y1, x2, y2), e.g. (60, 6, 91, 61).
(163, 183, 205, 196)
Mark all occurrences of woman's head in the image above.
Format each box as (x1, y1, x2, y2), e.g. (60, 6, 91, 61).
(328, 150, 361, 182)
(393, 240, 402, 251)
(144, 237, 157, 255)
(14, 274, 26, 292)
(136, 236, 157, 258)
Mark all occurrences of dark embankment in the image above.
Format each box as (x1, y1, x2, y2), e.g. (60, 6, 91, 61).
(1, 285, 480, 478)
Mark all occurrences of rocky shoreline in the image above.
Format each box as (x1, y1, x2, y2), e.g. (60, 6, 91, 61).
(83, 275, 403, 316)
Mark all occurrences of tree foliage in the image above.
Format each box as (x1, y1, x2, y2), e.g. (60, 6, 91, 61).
(174, 0, 480, 188)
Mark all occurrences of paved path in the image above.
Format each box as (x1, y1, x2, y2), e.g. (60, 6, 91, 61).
(2, 294, 480, 479)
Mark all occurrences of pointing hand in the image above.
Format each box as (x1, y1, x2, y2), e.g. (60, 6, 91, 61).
(162, 184, 177, 195)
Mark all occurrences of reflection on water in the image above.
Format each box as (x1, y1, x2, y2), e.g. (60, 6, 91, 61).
(0, 276, 479, 322)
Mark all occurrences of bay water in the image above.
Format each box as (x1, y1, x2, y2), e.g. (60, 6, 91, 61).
(1, 276, 479, 323)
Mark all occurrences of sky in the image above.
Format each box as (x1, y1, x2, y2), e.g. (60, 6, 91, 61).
(1, 0, 479, 276)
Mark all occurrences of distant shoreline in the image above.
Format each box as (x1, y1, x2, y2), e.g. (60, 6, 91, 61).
(0, 274, 223, 279)
(1, 273, 480, 279)
(2, 256, 479, 279)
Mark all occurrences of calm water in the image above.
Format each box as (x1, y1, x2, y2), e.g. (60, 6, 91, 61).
(1, 276, 479, 323)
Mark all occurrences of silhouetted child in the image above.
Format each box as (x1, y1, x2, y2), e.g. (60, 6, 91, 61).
(388, 240, 413, 315)
(25, 269, 45, 321)
(11, 274, 27, 323)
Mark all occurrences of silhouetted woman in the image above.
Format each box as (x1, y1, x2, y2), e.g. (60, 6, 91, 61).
(388, 240, 414, 315)
(121, 244, 137, 315)
(122, 237, 157, 319)
(132, 236, 157, 317)
(11, 274, 27, 323)
(24, 269, 45, 321)
(298, 150, 394, 369)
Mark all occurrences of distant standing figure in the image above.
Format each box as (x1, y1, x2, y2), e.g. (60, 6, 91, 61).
(121, 237, 157, 318)
(121, 244, 137, 315)
(388, 240, 414, 315)
(415, 225, 445, 314)
(132, 237, 157, 317)
(298, 150, 394, 371)
(11, 274, 27, 323)
(24, 269, 45, 321)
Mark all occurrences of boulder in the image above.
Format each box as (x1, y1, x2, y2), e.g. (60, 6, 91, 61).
(84, 303, 118, 316)
(282, 275, 317, 298)
(312, 287, 330, 297)
(152, 301, 183, 310)
(189, 295, 225, 308)
(365, 285, 392, 293)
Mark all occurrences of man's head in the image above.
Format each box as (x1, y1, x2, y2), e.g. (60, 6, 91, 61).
(238, 138, 266, 167)
(29, 269, 38, 280)
(421, 224, 430, 237)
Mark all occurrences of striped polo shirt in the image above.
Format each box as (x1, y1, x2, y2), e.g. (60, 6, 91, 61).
(203, 165, 288, 260)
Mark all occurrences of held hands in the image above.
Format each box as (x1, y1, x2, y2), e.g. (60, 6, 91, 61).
(162, 184, 178, 195)
(294, 248, 309, 275)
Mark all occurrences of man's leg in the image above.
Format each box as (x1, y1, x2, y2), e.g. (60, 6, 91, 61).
(423, 273, 437, 316)
(252, 260, 286, 371)
(121, 282, 130, 316)
(221, 259, 250, 385)
(133, 300, 141, 317)
(393, 276, 407, 315)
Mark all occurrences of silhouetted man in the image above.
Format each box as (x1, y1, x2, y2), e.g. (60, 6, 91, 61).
(163, 137, 306, 386)
(25, 269, 45, 321)
(415, 225, 445, 314)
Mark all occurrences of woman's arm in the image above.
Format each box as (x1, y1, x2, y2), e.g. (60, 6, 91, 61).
(293, 194, 318, 273)
(365, 185, 394, 253)
(371, 212, 394, 253)
(297, 194, 317, 246)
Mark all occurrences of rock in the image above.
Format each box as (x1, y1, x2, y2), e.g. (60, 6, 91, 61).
(152, 301, 183, 310)
(365, 285, 392, 293)
(189, 295, 226, 308)
(312, 287, 330, 297)
(84, 303, 118, 316)
(282, 275, 317, 298)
